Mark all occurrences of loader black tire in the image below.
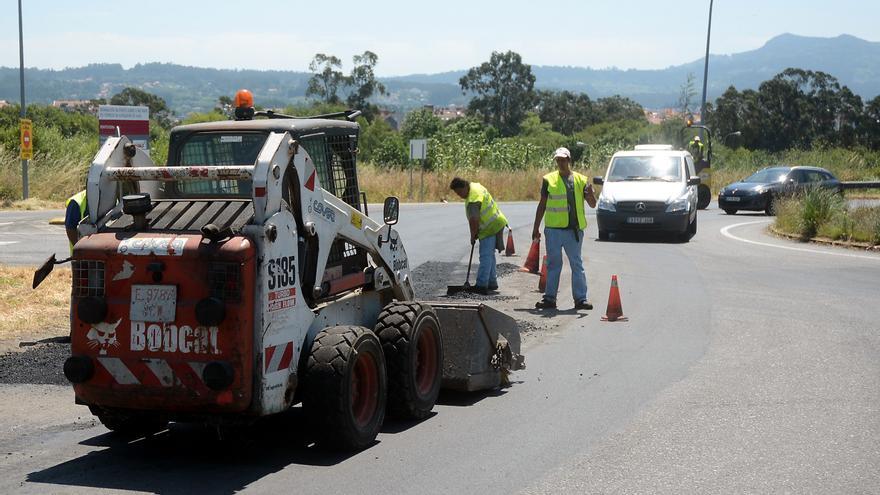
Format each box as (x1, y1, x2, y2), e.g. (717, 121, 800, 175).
(304, 326, 387, 451)
(375, 302, 443, 420)
(89, 406, 168, 436)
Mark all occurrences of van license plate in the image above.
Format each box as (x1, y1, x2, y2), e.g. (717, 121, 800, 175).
(626, 217, 654, 224)
(130, 285, 177, 322)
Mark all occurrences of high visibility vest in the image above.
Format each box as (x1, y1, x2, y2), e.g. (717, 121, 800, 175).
(543, 171, 587, 230)
(466, 182, 507, 240)
(65, 190, 87, 251)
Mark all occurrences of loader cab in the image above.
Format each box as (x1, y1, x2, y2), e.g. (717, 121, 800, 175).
(160, 117, 369, 304)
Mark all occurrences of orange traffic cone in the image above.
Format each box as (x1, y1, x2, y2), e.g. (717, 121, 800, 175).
(538, 255, 548, 292)
(600, 275, 628, 322)
(520, 240, 540, 273)
(504, 228, 516, 256)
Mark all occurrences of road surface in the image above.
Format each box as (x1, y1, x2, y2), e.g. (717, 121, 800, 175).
(0, 203, 878, 494)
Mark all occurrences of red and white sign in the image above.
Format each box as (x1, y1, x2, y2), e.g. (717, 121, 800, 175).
(98, 105, 150, 153)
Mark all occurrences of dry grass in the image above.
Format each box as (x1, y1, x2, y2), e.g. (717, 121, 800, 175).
(358, 165, 605, 203)
(0, 198, 64, 210)
(0, 264, 70, 352)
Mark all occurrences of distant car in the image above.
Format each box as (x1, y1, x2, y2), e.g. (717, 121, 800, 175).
(594, 145, 701, 241)
(718, 166, 842, 215)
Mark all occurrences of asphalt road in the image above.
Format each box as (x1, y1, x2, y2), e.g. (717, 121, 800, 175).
(1, 202, 879, 494)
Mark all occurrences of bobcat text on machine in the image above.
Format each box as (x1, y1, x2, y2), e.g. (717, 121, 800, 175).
(34, 90, 524, 450)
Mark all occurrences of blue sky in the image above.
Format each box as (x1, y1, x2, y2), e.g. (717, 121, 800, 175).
(1, 0, 877, 75)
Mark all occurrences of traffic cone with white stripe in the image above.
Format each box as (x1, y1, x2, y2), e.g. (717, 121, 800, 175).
(504, 228, 516, 256)
(601, 275, 628, 322)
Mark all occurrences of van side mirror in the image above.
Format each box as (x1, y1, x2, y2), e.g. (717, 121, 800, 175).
(593, 177, 604, 185)
(687, 177, 701, 186)
(383, 197, 399, 226)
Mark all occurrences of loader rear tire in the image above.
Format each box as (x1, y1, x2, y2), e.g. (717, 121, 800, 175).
(89, 406, 168, 436)
(304, 326, 387, 450)
(375, 302, 443, 420)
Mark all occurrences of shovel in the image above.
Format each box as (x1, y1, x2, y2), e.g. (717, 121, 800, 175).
(446, 243, 476, 296)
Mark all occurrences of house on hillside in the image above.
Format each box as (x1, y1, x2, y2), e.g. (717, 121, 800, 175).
(52, 100, 97, 113)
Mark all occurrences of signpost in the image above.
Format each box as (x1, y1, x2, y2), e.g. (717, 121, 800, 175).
(19, 119, 33, 160)
(98, 105, 150, 154)
(409, 139, 428, 201)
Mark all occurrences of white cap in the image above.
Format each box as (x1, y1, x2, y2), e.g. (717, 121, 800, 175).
(553, 147, 571, 159)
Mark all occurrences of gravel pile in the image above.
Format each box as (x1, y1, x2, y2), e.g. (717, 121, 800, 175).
(0, 343, 69, 385)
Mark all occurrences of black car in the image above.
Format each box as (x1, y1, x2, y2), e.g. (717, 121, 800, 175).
(718, 166, 841, 215)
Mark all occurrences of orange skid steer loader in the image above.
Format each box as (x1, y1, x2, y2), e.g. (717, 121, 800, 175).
(34, 95, 523, 450)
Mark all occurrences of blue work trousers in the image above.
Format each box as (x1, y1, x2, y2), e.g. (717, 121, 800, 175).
(543, 228, 587, 303)
(475, 236, 498, 288)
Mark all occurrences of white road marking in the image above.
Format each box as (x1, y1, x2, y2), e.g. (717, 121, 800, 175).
(0, 222, 14, 227)
(0, 241, 18, 246)
(720, 220, 880, 261)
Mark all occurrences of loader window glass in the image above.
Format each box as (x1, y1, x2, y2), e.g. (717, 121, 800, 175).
(172, 133, 267, 197)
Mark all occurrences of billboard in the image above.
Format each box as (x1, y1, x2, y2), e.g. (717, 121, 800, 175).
(98, 105, 150, 154)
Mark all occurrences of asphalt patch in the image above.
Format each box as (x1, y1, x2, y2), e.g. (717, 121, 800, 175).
(0, 343, 69, 385)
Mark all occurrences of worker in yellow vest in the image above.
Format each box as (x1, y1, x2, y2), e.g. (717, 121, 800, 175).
(531, 147, 596, 310)
(450, 177, 508, 295)
(65, 190, 87, 252)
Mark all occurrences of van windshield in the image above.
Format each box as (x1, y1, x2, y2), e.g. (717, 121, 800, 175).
(607, 156, 683, 182)
(164, 132, 268, 198)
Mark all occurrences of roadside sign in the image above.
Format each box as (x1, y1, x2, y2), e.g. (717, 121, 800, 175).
(98, 105, 150, 154)
(409, 139, 427, 160)
(20, 119, 33, 160)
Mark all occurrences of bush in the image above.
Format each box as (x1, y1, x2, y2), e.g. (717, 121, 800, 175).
(799, 187, 845, 238)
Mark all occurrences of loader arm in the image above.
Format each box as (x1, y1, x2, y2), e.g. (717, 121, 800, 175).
(289, 145, 414, 302)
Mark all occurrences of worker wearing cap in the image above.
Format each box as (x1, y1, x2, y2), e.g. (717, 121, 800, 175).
(65, 189, 87, 253)
(450, 177, 508, 295)
(531, 147, 596, 310)
(689, 135, 705, 161)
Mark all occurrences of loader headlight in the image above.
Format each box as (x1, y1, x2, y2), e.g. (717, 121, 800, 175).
(203, 361, 235, 390)
(64, 355, 94, 384)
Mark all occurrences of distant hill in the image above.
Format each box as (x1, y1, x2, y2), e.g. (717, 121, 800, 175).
(1, 34, 878, 115)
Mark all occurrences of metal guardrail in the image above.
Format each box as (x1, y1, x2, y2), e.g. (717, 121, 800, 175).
(841, 181, 880, 190)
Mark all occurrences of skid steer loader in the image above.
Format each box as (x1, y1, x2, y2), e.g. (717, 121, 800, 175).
(33, 92, 523, 450)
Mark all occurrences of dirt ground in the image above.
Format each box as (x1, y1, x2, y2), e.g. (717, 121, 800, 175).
(0, 264, 71, 354)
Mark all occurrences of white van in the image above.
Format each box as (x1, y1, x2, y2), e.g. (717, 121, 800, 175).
(593, 145, 700, 241)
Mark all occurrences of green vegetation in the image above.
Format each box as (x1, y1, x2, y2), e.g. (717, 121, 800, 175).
(1, 61, 878, 207)
(775, 188, 880, 245)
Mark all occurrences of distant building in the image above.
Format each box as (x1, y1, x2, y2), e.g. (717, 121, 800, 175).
(52, 99, 97, 113)
(432, 105, 465, 121)
(378, 109, 399, 130)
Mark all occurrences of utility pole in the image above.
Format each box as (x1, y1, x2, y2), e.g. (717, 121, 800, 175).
(699, 0, 714, 134)
(18, 0, 29, 200)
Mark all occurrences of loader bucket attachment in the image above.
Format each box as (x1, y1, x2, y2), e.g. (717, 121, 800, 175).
(427, 302, 525, 392)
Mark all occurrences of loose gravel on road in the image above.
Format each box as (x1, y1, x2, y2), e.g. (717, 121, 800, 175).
(0, 343, 69, 385)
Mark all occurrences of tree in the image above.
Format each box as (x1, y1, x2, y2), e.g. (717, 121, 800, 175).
(677, 73, 697, 116)
(400, 107, 443, 141)
(346, 51, 387, 120)
(109, 87, 173, 128)
(865, 95, 880, 150)
(536, 90, 596, 135)
(459, 51, 536, 137)
(594, 95, 645, 123)
(306, 54, 345, 105)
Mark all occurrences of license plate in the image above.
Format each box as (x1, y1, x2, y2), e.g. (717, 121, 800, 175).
(626, 216, 654, 224)
(130, 285, 177, 322)
(726, 196, 741, 202)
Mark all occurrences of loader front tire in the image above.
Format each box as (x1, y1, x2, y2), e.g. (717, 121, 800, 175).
(304, 326, 387, 450)
(375, 302, 443, 420)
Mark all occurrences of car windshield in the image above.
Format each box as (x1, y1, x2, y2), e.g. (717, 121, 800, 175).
(607, 156, 682, 182)
(164, 132, 268, 198)
(743, 167, 790, 184)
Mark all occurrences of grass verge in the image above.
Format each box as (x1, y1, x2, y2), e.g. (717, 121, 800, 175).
(0, 264, 70, 352)
(774, 189, 880, 245)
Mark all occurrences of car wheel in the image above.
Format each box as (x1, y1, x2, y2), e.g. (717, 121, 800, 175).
(723, 208, 737, 215)
(764, 197, 775, 216)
